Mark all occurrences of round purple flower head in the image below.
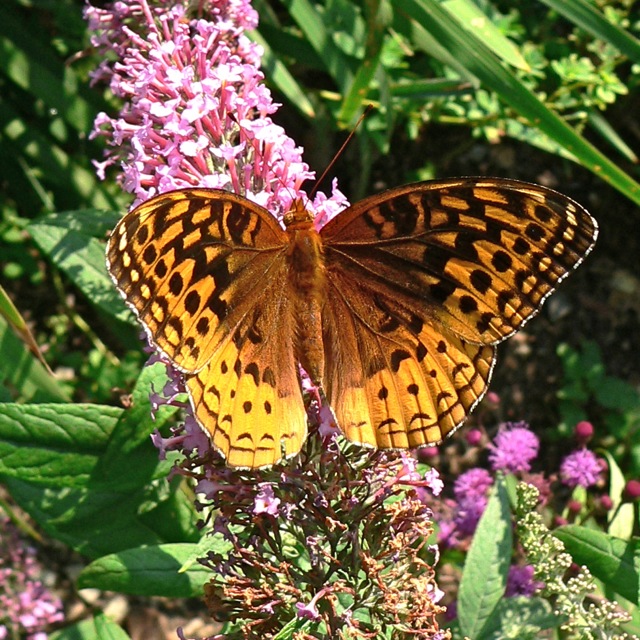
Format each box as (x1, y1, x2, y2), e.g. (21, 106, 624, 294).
(488, 421, 539, 473)
(560, 448, 602, 488)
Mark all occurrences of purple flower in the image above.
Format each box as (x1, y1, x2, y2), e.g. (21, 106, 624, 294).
(438, 468, 494, 542)
(253, 483, 281, 516)
(506, 564, 544, 597)
(295, 600, 321, 621)
(453, 467, 493, 502)
(375, 454, 444, 502)
(295, 587, 326, 621)
(453, 501, 487, 538)
(424, 468, 445, 497)
(488, 421, 539, 473)
(454, 469, 492, 535)
(0, 515, 64, 638)
(560, 449, 602, 488)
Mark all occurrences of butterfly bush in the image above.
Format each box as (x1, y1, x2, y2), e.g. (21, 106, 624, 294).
(87, 0, 448, 636)
(86, 0, 347, 221)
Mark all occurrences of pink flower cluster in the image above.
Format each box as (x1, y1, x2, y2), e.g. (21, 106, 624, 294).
(85, 0, 347, 222)
(0, 514, 64, 639)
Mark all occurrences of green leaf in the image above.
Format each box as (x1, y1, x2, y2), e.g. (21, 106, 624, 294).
(0, 366, 175, 490)
(390, 77, 474, 99)
(138, 477, 200, 544)
(272, 616, 314, 638)
(0, 6, 100, 136)
(50, 614, 132, 640)
(601, 451, 635, 541)
(4, 476, 167, 558)
(0, 313, 69, 402)
(554, 525, 639, 605)
(249, 29, 315, 118)
(337, 1, 387, 124)
(485, 596, 560, 639)
(0, 386, 187, 556)
(94, 362, 180, 492)
(442, 0, 530, 71)
(540, 0, 640, 65)
(595, 376, 640, 413)
(0, 6, 117, 212)
(587, 111, 639, 164)
(279, 0, 355, 93)
(0, 403, 120, 486)
(176, 530, 233, 574)
(78, 543, 215, 597)
(29, 210, 130, 323)
(0, 284, 54, 374)
(458, 475, 513, 638)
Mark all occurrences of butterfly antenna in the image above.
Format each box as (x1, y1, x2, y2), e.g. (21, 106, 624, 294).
(308, 104, 374, 201)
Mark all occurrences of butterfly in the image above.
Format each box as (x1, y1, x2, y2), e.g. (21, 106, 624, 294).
(106, 177, 597, 468)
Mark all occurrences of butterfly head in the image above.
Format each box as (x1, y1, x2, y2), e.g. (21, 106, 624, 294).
(283, 198, 315, 230)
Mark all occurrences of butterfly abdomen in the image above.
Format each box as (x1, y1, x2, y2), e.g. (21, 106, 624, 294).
(285, 224, 327, 387)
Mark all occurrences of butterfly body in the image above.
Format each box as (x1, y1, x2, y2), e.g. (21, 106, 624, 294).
(284, 205, 327, 388)
(107, 179, 597, 468)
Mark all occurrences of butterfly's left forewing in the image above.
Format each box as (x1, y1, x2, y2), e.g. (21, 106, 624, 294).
(320, 177, 596, 449)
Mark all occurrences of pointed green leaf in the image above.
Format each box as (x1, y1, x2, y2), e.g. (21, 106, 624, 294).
(0, 314, 69, 402)
(554, 525, 639, 605)
(0, 403, 120, 486)
(78, 543, 216, 597)
(442, 0, 530, 71)
(458, 475, 513, 638)
(29, 211, 130, 322)
(50, 614, 132, 640)
(602, 450, 635, 540)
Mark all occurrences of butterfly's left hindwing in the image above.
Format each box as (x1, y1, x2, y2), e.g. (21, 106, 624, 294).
(186, 256, 307, 468)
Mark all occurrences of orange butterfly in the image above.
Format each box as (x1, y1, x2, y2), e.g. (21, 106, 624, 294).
(107, 178, 597, 468)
